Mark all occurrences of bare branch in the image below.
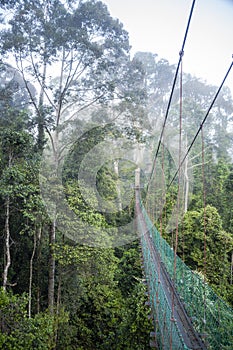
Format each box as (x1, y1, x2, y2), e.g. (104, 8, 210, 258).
(15, 53, 41, 117)
(187, 160, 211, 170)
(66, 94, 105, 122)
(45, 126, 56, 156)
(29, 50, 57, 110)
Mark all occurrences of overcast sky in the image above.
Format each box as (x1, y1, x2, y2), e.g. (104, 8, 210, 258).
(102, 0, 233, 94)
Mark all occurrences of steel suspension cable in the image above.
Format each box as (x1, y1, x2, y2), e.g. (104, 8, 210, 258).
(167, 57, 233, 189)
(147, 0, 196, 189)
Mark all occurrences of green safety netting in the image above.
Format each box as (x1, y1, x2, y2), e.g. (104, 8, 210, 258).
(139, 218, 190, 349)
(138, 200, 233, 350)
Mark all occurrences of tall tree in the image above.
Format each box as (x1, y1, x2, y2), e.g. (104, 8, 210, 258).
(0, 0, 144, 311)
(0, 130, 34, 290)
(134, 51, 175, 128)
(0, 0, 137, 149)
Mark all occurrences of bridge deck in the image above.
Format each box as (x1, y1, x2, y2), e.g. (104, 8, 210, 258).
(136, 191, 207, 350)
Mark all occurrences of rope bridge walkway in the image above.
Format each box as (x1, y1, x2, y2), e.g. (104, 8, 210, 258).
(135, 189, 233, 349)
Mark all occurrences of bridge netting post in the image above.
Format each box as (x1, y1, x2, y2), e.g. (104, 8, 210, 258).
(135, 167, 141, 189)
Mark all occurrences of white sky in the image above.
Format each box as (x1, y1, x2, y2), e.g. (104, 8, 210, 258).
(102, 0, 233, 94)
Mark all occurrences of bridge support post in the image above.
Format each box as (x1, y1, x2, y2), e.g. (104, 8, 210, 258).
(135, 167, 140, 189)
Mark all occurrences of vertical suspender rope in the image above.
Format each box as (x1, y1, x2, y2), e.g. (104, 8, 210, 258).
(147, 0, 196, 191)
(174, 58, 183, 284)
(201, 127, 207, 327)
(170, 58, 183, 350)
(158, 137, 165, 345)
(168, 57, 233, 189)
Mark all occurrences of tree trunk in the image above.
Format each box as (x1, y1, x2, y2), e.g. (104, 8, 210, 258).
(114, 160, 122, 211)
(48, 220, 56, 313)
(37, 59, 47, 152)
(184, 135, 189, 213)
(230, 251, 233, 285)
(28, 228, 37, 318)
(184, 161, 189, 213)
(36, 287, 41, 314)
(53, 272, 62, 349)
(3, 197, 10, 291)
(36, 225, 42, 314)
(47, 127, 60, 314)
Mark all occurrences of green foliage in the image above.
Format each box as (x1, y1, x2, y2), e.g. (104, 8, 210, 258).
(115, 244, 142, 297)
(65, 180, 109, 228)
(0, 128, 44, 224)
(0, 63, 33, 131)
(116, 282, 153, 350)
(0, 288, 61, 350)
(54, 242, 152, 350)
(180, 205, 233, 303)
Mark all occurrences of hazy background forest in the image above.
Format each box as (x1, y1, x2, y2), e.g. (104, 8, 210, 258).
(0, 1, 232, 349)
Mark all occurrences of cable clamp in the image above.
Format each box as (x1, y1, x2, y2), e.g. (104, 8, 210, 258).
(179, 50, 184, 57)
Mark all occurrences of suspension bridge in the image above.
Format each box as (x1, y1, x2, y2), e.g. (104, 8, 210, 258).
(135, 183, 233, 350)
(133, 1, 233, 349)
